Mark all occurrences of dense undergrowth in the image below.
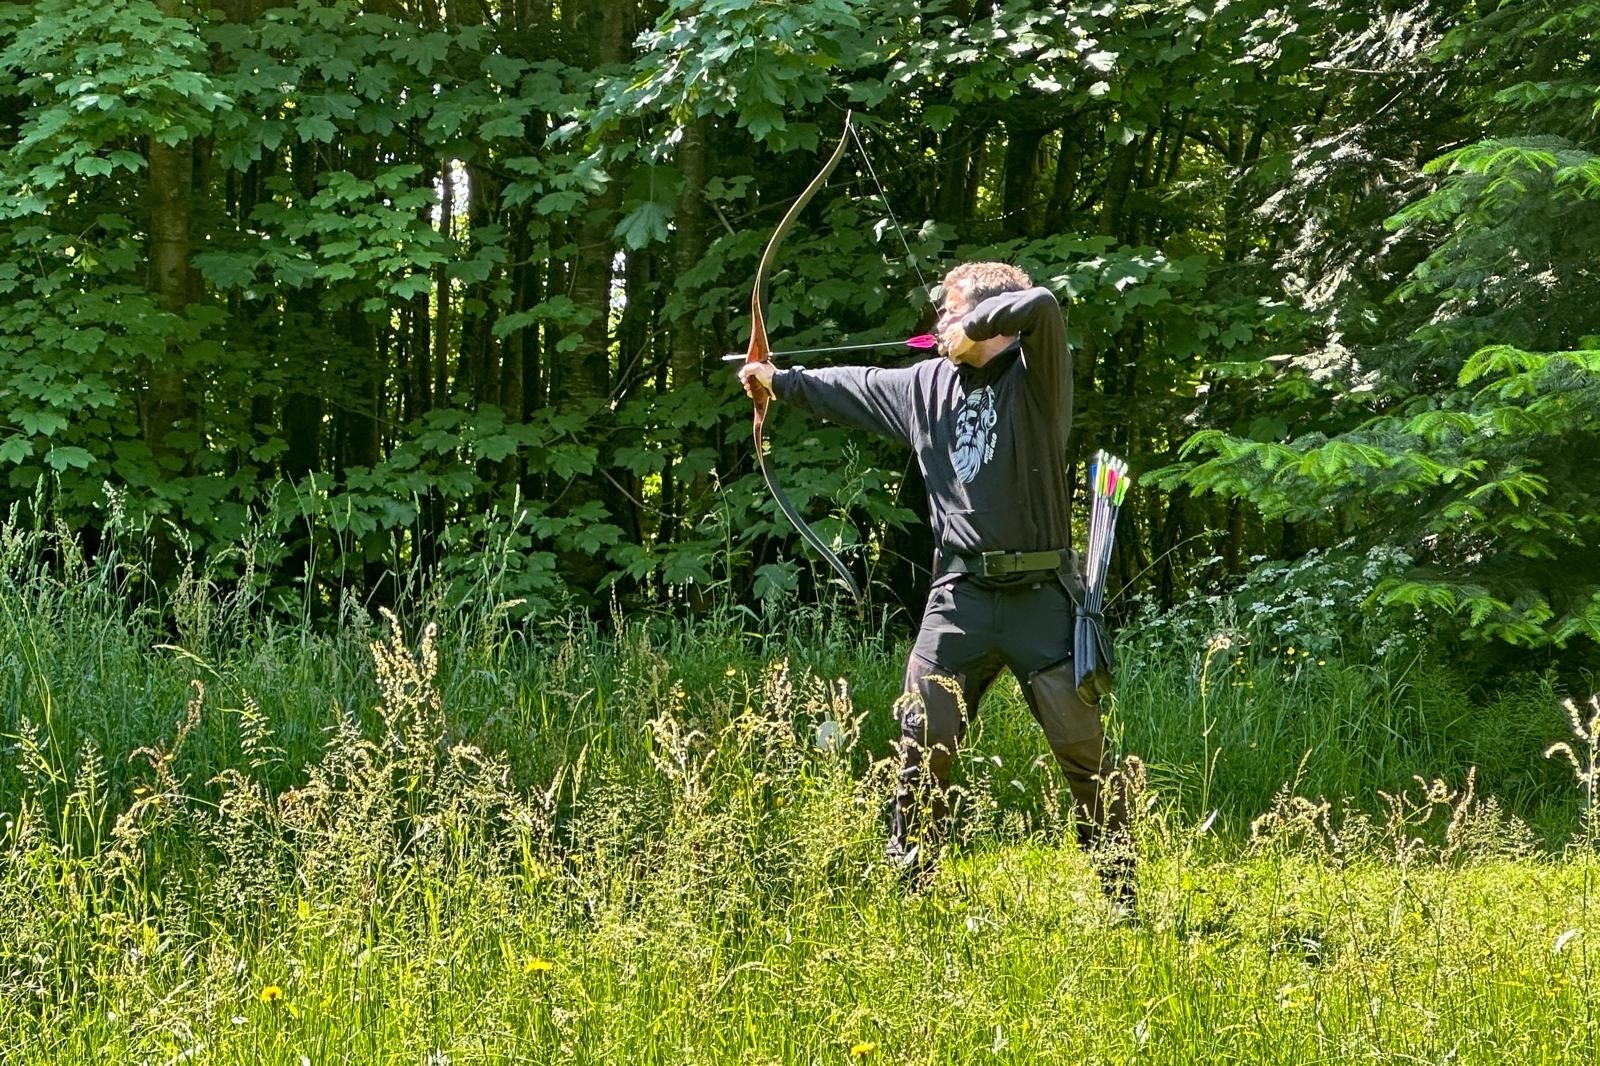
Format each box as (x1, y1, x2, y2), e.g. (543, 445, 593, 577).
(3, 520, 1598, 1062)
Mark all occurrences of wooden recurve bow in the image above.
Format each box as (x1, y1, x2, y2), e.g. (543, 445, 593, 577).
(743, 110, 863, 599)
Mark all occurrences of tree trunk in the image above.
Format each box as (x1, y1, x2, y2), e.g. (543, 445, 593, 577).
(1048, 128, 1083, 230)
(1098, 138, 1141, 241)
(497, 206, 532, 490)
(665, 118, 709, 551)
(144, 0, 199, 480)
(464, 161, 503, 410)
(434, 156, 454, 405)
(550, 0, 629, 601)
(139, 0, 205, 587)
(936, 125, 984, 226)
(1001, 115, 1046, 238)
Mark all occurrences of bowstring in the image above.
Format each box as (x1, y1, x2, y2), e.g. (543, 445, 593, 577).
(848, 121, 932, 300)
(844, 118, 935, 574)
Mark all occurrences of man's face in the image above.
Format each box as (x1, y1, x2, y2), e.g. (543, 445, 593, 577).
(935, 282, 975, 364)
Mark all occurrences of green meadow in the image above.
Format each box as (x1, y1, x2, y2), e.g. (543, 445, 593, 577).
(3, 535, 1598, 1065)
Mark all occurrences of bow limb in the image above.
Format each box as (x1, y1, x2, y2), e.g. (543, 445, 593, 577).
(745, 111, 863, 600)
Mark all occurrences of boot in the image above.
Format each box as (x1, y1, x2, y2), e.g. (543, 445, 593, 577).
(1091, 837, 1138, 925)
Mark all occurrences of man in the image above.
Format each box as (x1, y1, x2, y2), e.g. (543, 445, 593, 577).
(738, 261, 1133, 909)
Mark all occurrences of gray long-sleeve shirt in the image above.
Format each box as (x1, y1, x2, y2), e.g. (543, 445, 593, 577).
(771, 286, 1072, 583)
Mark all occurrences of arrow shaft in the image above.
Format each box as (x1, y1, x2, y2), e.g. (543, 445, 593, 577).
(723, 335, 935, 361)
(776, 338, 921, 357)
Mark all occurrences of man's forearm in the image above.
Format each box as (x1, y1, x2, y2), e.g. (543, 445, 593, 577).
(772, 365, 915, 443)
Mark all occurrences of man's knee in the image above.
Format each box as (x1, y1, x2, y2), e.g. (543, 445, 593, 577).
(897, 665, 967, 774)
(896, 699, 955, 782)
(1024, 659, 1129, 835)
(1023, 659, 1105, 760)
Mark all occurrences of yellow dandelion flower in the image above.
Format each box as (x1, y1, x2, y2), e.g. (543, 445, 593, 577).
(851, 1041, 878, 1058)
(258, 985, 285, 1003)
(524, 957, 554, 974)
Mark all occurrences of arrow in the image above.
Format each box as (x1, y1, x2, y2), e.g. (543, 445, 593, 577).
(722, 334, 938, 362)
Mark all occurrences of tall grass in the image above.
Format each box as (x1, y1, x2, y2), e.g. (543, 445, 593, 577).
(1, 517, 1596, 1062)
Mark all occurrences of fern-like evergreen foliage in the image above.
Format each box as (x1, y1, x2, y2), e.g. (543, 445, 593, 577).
(1165, 2, 1600, 648)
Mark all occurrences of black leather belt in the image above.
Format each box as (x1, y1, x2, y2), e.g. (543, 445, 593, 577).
(945, 548, 1074, 578)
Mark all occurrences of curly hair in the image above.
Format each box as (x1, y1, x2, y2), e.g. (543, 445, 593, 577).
(940, 262, 1033, 306)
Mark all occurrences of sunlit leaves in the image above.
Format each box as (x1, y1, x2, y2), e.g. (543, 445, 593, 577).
(606, 0, 860, 141)
(0, 0, 232, 186)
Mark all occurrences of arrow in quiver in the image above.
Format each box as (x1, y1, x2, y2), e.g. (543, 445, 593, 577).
(1074, 450, 1130, 703)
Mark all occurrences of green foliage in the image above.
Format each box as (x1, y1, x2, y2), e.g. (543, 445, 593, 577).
(1111, 545, 1573, 821)
(0, 0, 1341, 615)
(1162, 3, 1600, 650)
(1172, 338, 1600, 646)
(0, 0, 1592, 667)
(0, 0, 230, 213)
(612, 0, 861, 139)
(0, 538, 1596, 1061)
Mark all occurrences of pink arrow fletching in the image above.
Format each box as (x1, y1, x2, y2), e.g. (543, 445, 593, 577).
(905, 334, 938, 349)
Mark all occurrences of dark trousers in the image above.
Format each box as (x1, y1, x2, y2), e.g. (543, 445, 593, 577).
(890, 575, 1129, 866)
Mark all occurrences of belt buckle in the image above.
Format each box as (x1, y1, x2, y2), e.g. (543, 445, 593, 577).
(978, 550, 1016, 576)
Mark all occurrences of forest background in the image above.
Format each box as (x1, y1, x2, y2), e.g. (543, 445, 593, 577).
(3, 0, 1600, 673)
(6, 3, 1600, 1059)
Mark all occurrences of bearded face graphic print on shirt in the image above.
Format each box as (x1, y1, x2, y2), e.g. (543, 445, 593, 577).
(952, 386, 998, 483)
